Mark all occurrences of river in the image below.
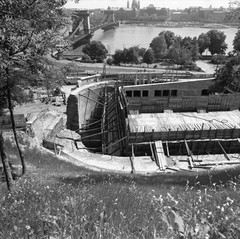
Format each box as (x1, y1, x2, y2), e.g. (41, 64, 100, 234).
(92, 25, 238, 54)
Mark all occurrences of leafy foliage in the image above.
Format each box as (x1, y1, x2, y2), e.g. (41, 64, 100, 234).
(210, 53, 240, 93)
(206, 30, 228, 55)
(125, 47, 139, 64)
(130, 46, 146, 58)
(0, 0, 70, 182)
(166, 38, 192, 66)
(112, 47, 141, 65)
(211, 54, 227, 65)
(149, 35, 167, 60)
(159, 30, 176, 49)
(143, 49, 155, 65)
(197, 33, 210, 55)
(181, 36, 199, 61)
(233, 29, 240, 52)
(0, 0, 69, 109)
(112, 49, 124, 65)
(82, 41, 108, 63)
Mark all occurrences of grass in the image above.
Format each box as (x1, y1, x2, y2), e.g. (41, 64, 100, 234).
(1, 136, 240, 238)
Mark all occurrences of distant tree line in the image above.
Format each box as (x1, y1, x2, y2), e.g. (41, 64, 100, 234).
(81, 26, 240, 92)
(107, 30, 227, 68)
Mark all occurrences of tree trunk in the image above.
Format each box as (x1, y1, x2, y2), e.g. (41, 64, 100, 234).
(0, 130, 13, 190)
(6, 70, 26, 175)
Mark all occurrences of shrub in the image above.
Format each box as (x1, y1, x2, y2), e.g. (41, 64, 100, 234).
(211, 54, 227, 64)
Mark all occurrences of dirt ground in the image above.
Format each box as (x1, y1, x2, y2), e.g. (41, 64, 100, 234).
(13, 101, 67, 116)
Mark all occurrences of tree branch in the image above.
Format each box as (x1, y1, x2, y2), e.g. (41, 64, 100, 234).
(10, 30, 34, 56)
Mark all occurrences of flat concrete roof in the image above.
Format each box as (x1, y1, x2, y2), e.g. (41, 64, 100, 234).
(128, 110, 240, 133)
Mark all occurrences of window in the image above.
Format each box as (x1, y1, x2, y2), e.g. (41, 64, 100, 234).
(201, 89, 209, 96)
(171, 90, 178, 97)
(134, 90, 141, 97)
(142, 90, 149, 97)
(163, 90, 170, 97)
(126, 91, 132, 97)
(154, 90, 162, 97)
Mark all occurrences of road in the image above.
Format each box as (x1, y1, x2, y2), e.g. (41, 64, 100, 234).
(58, 59, 184, 74)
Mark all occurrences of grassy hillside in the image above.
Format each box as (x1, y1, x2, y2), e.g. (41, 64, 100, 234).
(1, 138, 240, 238)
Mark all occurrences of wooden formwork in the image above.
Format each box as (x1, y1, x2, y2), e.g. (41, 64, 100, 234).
(102, 85, 129, 156)
(128, 111, 240, 144)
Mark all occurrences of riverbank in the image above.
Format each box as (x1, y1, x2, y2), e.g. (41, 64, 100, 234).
(124, 21, 237, 29)
(92, 25, 237, 54)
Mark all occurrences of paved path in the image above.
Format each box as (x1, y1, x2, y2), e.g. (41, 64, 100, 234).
(196, 60, 216, 74)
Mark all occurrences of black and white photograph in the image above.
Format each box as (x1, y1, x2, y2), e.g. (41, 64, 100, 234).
(1, 0, 240, 238)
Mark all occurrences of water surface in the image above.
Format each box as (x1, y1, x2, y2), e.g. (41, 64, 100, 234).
(92, 25, 238, 54)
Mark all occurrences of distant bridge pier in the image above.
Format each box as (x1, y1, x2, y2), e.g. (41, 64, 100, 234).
(66, 9, 118, 52)
(82, 11, 91, 35)
(71, 10, 91, 36)
(104, 10, 115, 22)
(101, 10, 118, 31)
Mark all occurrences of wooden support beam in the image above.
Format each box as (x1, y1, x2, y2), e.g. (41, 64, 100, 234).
(105, 135, 119, 147)
(80, 119, 101, 128)
(84, 89, 90, 121)
(163, 138, 239, 144)
(104, 136, 127, 151)
(79, 93, 104, 106)
(79, 127, 101, 133)
(78, 131, 103, 140)
(101, 85, 107, 153)
(166, 141, 170, 157)
(88, 88, 104, 100)
(217, 141, 231, 161)
(130, 144, 135, 174)
(184, 140, 194, 168)
(149, 142, 155, 161)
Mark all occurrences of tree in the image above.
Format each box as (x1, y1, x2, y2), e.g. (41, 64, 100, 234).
(159, 31, 175, 49)
(190, 37, 200, 62)
(112, 47, 140, 65)
(0, 0, 69, 187)
(166, 39, 192, 67)
(112, 49, 124, 65)
(125, 47, 139, 64)
(130, 46, 146, 58)
(82, 54, 92, 62)
(82, 41, 108, 63)
(143, 49, 155, 65)
(210, 54, 240, 93)
(197, 33, 210, 55)
(206, 30, 228, 55)
(233, 29, 240, 52)
(150, 35, 167, 60)
(0, 129, 13, 190)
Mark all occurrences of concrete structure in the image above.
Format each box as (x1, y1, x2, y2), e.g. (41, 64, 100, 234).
(62, 71, 240, 183)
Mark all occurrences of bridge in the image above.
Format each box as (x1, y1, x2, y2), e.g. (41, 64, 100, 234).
(67, 10, 119, 49)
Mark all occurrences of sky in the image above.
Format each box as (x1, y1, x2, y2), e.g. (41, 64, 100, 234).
(64, 0, 230, 10)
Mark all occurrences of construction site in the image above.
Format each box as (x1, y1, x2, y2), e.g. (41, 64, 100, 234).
(15, 69, 240, 184)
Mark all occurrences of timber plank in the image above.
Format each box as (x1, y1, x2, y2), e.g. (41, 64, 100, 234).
(154, 140, 167, 170)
